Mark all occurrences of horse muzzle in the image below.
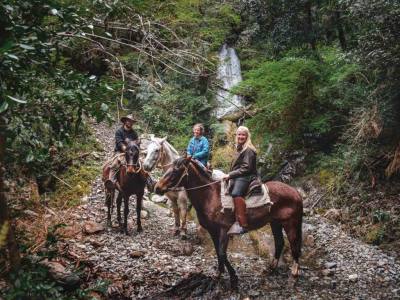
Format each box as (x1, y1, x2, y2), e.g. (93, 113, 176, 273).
(127, 165, 135, 174)
(154, 182, 167, 195)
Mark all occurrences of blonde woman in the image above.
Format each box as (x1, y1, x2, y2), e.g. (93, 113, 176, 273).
(223, 126, 258, 234)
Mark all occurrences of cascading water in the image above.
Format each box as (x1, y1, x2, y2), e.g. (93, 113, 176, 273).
(215, 44, 245, 119)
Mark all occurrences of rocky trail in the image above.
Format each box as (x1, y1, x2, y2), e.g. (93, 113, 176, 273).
(59, 123, 400, 299)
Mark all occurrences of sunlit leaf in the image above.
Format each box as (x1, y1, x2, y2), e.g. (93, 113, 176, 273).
(7, 95, 27, 104)
(19, 44, 35, 50)
(5, 53, 18, 60)
(0, 101, 9, 113)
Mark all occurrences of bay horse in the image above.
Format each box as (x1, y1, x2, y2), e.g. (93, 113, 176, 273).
(103, 141, 146, 234)
(155, 157, 303, 289)
(142, 137, 190, 238)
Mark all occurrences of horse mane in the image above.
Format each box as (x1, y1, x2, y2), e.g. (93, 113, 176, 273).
(174, 158, 212, 180)
(153, 137, 179, 156)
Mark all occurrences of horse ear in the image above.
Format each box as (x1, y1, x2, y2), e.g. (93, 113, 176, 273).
(160, 136, 167, 144)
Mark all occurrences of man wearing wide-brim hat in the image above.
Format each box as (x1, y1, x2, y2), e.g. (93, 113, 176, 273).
(115, 114, 138, 152)
(104, 114, 155, 191)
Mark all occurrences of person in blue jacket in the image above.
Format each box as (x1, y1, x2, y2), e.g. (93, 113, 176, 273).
(186, 123, 209, 168)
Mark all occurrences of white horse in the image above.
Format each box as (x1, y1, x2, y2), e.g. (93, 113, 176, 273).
(143, 137, 190, 238)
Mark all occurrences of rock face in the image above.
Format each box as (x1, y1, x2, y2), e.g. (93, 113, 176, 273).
(83, 221, 104, 234)
(40, 260, 80, 288)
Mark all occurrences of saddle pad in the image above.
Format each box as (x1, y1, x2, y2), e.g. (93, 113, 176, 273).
(220, 181, 272, 209)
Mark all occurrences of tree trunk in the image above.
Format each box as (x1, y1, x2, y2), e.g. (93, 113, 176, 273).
(305, 1, 316, 51)
(335, 10, 347, 50)
(0, 115, 20, 272)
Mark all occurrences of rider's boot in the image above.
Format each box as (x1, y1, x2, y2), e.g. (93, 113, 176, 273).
(105, 167, 117, 190)
(228, 197, 248, 235)
(141, 170, 156, 193)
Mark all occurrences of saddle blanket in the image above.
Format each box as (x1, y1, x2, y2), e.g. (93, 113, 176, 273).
(212, 170, 273, 210)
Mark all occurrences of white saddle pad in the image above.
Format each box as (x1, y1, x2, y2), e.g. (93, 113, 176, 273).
(211, 170, 272, 210)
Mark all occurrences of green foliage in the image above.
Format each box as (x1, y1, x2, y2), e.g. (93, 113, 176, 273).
(0, 1, 116, 178)
(142, 86, 214, 150)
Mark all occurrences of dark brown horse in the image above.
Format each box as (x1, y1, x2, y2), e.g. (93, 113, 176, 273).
(155, 157, 303, 289)
(103, 141, 146, 234)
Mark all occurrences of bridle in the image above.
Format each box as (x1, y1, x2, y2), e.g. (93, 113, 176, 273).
(166, 162, 221, 192)
(126, 143, 142, 173)
(153, 141, 173, 169)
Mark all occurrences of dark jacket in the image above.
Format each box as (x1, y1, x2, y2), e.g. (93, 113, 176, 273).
(228, 147, 257, 180)
(114, 126, 138, 152)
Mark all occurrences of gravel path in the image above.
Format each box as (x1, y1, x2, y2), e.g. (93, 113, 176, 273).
(62, 122, 400, 299)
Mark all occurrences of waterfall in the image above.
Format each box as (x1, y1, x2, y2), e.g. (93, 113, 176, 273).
(215, 44, 244, 119)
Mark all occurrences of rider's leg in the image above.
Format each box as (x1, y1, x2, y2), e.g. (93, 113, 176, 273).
(228, 178, 249, 235)
(105, 157, 121, 189)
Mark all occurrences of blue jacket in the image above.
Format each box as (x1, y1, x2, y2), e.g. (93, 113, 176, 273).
(187, 136, 209, 167)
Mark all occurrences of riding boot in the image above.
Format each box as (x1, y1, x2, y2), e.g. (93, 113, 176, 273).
(105, 159, 120, 190)
(228, 197, 248, 235)
(146, 175, 156, 193)
(105, 167, 117, 190)
(141, 170, 156, 193)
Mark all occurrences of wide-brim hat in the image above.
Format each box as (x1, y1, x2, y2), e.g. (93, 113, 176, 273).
(120, 114, 137, 123)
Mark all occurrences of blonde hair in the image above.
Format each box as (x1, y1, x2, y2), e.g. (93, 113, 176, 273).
(235, 126, 257, 153)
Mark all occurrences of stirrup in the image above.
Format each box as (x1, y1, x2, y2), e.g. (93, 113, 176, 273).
(227, 221, 248, 235)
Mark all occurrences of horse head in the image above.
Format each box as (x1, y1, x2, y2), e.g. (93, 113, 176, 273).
(155, 157, 191, 194)
(143, 136, 167, 172)
(125, 141, 140, 174)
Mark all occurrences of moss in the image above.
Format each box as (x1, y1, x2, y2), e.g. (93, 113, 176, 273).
(211, 145, 235, 173)
(365, 224, 385, 245)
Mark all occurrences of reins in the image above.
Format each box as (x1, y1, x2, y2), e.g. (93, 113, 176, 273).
(166, 164, 222, 192)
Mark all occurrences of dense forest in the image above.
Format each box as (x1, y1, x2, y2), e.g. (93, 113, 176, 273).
(1, 0, 400, 299)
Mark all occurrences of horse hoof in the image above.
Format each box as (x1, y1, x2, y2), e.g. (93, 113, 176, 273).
(137, 227, 143, 233)
(291, 263, 300, 277)
(174, 229, 180, 236)
(230, 277, 239, 291)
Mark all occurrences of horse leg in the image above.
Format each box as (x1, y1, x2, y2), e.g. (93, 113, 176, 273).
(178, 197, 188, 239)
(282, 218, 302, 277)
(170, 198, 180, 236)
(116, 192, 123, 231)
(105, 190, 112, 227)
(210, 232, 224, 277)
(123, 194, 129, 235)
(136, 193, 143, 233)
(219, 229, 238, 290)
(270, 220, 284, 271)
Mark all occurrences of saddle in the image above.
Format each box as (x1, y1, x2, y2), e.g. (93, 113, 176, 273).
(227, 176, 263, 198)
(220, 183, 272, 210)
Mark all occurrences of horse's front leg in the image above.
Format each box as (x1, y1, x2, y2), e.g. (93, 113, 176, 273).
(210, 232, 224, 277)
(178, 197, 188, 239)
(116, 192, 123, 231)
(123, 194, 129, 235)
(105, 189, 113, 227)
(219, 229, 238, 290)
(170, 197, 180, 236)
(136, 192, 143, 233)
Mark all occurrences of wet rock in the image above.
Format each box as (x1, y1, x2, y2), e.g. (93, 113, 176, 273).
(83, 221, 104, 234)
(140, 210, 149, 219)
(322, 269, 334, 276)
(324, 208, 341, 221)
(130, 250, 146, 258)
(40, 260, 80, 288)
(23, 209, 39, 217)
(349, 274, 359, 282)
(325, 262, 337, 269)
